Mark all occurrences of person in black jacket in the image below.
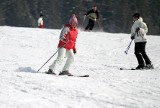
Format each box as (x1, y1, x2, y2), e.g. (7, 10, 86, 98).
(85, 5, 99, 31)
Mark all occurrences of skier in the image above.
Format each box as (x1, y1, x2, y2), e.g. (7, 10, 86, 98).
(46, 14, 78, 76)
(38, 14, 44, 28)
(84, 5, 99, 31)
(130, 13, 153, 69)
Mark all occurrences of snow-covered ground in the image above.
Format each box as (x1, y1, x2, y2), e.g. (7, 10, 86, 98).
(0, 26, 160, 108)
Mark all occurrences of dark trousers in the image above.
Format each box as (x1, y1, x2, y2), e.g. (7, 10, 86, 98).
(134, 42, 151, 65)
(85, 19, 95, 30)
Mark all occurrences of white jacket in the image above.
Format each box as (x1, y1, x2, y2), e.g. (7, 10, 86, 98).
(38, 17, 43, 26)
(131, 17, 148, 43)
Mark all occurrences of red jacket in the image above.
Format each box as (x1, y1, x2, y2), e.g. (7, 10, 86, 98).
(58, 24, 78, 51)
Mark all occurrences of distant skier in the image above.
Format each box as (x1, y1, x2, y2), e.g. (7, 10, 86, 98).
(38, 14, 44, 28)
(130, 13, 153, 69)
(84, 5, 99, 31)
(46, 14, 78, 76)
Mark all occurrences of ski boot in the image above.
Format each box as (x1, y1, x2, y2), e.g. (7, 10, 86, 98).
(46, 69, 56, 75)
(135, 64, 145, 70)
(59, 71, 73, 76)
(145, 64, 154, 69)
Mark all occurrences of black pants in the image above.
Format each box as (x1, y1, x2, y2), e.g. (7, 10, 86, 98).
(85, 19, 95, 30)
(134, 42, 151, 65)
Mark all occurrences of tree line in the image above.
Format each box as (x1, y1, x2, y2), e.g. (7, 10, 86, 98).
(0, 0, 159, 35)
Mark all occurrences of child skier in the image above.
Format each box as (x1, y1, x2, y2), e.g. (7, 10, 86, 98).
(46, 14, 78, 76)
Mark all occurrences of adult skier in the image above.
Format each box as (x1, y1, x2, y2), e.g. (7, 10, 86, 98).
(38, 14, 44, 28)
(84, 5, 99, 31)
(130, 13, 153, 69)
(46, 14, 78, 76)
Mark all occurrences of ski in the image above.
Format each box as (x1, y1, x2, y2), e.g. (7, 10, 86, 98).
(120, 67, 154, 70)
(67, 74, 89, 77)
(44, 71, 89, 77)
(120, 67, 136, 70)
(120, 67, 153, 70)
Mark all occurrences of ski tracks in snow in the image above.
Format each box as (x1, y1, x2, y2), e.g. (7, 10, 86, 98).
(0, 27, 160, 108)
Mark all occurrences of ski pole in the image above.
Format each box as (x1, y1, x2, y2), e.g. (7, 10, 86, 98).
(37, 44, 66, 72)
(97, 20, 103, 31)
(124, 39, 133, 55)
(81, 15, 86, 29)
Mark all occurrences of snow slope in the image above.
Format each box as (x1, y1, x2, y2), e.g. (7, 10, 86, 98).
(0, 26, 160, 108)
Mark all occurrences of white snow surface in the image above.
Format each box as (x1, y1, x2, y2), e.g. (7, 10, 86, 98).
(0, 26, 160, 108)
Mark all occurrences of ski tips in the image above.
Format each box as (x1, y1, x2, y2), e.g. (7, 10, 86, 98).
(120, 67, 123, 70)
(79, 75, 89, 77)
(120, 67, 136, 70)
(124, 51, 128, 55)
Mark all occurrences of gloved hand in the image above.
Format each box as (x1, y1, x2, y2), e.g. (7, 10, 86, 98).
(135, 27, 140, 33)
(131, 36, 135, 40)
(94, 19, 97, 22)
(73, 49, 77, 54)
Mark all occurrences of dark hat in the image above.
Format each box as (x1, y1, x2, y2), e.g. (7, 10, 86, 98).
(40, 14, 43, 17)
(133, 13, 140, 18)
(93, 5, 97, 7)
